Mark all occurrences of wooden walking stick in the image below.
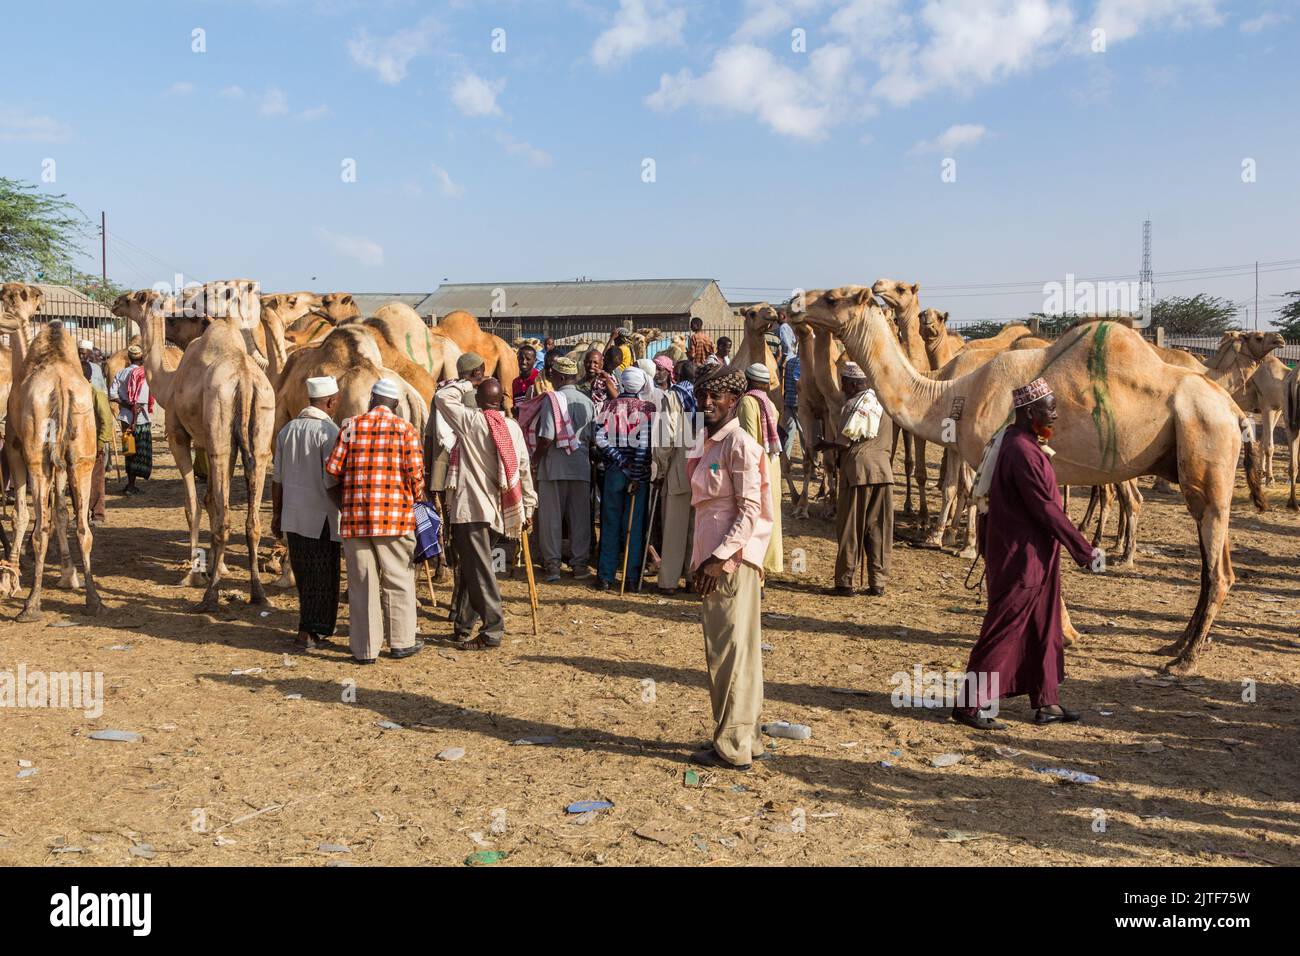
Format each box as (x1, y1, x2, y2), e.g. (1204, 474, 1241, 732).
(619, 484, 639, 597)
(637, 484, 660, 594)
(421, 561, 437, 610)
(519, 528, 540, 635)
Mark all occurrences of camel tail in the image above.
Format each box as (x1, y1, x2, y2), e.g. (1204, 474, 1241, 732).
(1287, 372, 1300, 434)
(232, 376, 255, 475)
(1241, 424, 1268, 513)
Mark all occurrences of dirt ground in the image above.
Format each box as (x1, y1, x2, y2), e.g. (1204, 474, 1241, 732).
(2, 438, 1298, 867)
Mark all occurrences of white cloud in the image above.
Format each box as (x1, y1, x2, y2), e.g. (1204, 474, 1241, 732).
(1091, 0, 1223, 44)
(734, 0, 829, 40)
(451, 73, 505, 117)
(165, 81, 195, 96)
(319, 228, 384, 267)
(297, 105, 330, 121)
(1240, 11, 1288, 33)
(495, 132, 552, 167)
(431, 163, 465, 198)
(592, 0, 687, 69)
(219, 85, 246, 99)
(648, 44, 857, 140)
(0, 106, 72, 143)
(260, 87, 289, 116)
(348, 15, 438, 85)
(910, 123, 988, 154)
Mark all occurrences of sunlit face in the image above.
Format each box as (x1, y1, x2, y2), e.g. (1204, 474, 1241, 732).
(696, 387, 738, 429)
(584, 350, 603, 376)
(1028, 395, 1058, 439)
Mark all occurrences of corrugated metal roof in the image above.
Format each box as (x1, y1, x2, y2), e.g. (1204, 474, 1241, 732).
(32, 284, 117, 320)
(419, 279, 718, 319)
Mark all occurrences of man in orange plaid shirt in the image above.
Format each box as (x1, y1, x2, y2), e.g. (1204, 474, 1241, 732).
(325, 379, 426, 664)
(686, 316, 715, 365)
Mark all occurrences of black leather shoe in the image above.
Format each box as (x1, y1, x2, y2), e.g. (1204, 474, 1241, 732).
(866, 585, 885, 597)
(390, 642, 424, 660)
(689, 748, 750, 772)
(592, 579, 612, 592)
(1034, 706, 1080, 725)
(352, 657, 376, 665)
(951, 708, 1008, 731)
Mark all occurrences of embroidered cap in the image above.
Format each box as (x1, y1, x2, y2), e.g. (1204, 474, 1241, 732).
(841, 362, 867, 380)
(1012, 378, 1053, 409)
(552, 356, 579, 376)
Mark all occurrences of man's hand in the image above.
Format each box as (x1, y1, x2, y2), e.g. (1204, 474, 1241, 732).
(627, 479, 640, 496)
(692, 556, 726, 597)
(523, 516, 534, 533)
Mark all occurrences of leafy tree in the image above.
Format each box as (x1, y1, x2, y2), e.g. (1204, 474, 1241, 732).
(0, 177, 88, 281)
(1274, 291, 1300, 340)
(1149, 294, 1241, 337)
(955, 320, 1006, 341)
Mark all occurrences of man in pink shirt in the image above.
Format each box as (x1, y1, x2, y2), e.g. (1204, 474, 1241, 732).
(686, 367, 773, 771)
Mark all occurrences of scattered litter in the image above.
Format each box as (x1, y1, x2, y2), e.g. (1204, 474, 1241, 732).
(17, 768, 37, 779)
(730, 784, 747, 793)
(213, 836, 236, 847)
(48, 621, 77, 628)
(683, 770, 708, 788)
(691, 836, 709, 853)
(719, 837, 738, 849)
(259, 611, 271, 618)
(317, 844, 351, 854)
(438, 650, 458, 661)
(467, 832, 491, 847)
(839, 741, 859, 748)
(50, 846, 85, 854)
(879, 761, 894, 768)
(931, 753, 964, 768)
(993, 747, 1021, 758)
(760, 642, 774, 652)
(282, 655, 295, 667)
(566, 800, 613, 814)
(17, 759, 33, 768)
(634, 823, 680, 845)
(570, 811, 599, 826)
(106, 644, 132, 651)
(89, 730, 142, 743)
(511, 735, 557, 746)
(762, 721, 812, 740)
(810, 812, 839, 819)
(465, 850, 507, 866)
(1098, 711, 1114, 717)
(377, 720, 404, 730)
(437, 747, 466, 762)
(284, 693, 303, 700)
(1032, 766, 1099, 784)
(129, 844, 156, 860)
(939, 830, 986, 843)
(230, 668, 262, 676)
(1140, 741, 1166, 753)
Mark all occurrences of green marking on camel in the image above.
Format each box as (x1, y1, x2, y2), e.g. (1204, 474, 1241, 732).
(1087, 322, 1119, 470)
(404, 331, 434, 374)
(310, 318, 328, 339)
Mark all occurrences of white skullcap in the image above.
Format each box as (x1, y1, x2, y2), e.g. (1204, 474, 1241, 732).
(841, 362, 867, 380)
(745, 362, 770, 384)
(371, 378, 401, 400)
(307, 375, 339, 399)
(619, 367, 646, 394)
(79, 339, 94, 351)
(636, 358, 657, 379)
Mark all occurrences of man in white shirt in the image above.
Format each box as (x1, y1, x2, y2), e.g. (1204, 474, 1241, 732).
(108, 344, 153, 494)
(273, 375, 342, 649)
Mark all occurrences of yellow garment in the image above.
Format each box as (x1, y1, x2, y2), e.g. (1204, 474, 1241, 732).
(617, 344, 633, 371)
(736, 395, 783, 574)
(91, 387, 115, 447)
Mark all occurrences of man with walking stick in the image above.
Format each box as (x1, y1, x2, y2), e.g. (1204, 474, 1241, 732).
(435, 376, 537, 650)
(593, 367, 655, 592)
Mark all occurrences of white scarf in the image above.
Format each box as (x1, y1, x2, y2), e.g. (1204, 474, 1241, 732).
(840, 388, 883, 441)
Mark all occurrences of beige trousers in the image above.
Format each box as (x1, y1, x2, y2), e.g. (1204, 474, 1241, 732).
(344, 532, 417, 660)
(656, 490, 693, 591)
(701, 562, 764, 766)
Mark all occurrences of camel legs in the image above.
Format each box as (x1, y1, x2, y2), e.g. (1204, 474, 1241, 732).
(66, 456, 103, 615)
(17, 469, 51, 623)
(195, 450, 232, 612)
(51, 470, 81, 590)
(1287, 426, 1299, 511)
(1261, 408, 1279, 483)
(171, 431, 207, 587)
(913, 436, 929, 529)
(1162, 490, 1234, 674)
(242, 452, 268, 607)
(1114, 479, 1142, 566)
(957, 464, 977, 559)
(925, 449, 959, 548)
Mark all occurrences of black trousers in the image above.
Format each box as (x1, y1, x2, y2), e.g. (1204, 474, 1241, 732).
(287, 520, 341, 637)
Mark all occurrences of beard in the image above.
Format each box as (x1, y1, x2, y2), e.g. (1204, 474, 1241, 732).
(1032, 422, 1054, 442)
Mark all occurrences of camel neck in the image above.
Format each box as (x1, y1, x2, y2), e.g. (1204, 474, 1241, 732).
(837, 304, 950, 444)
(141, 311, 177, 405)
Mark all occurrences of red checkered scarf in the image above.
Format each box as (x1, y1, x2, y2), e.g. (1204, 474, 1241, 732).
(745, 388, 781, 455)
(516, 391, 578, 456)
(485, 409, 525, 537)
(125, 365, 154, 415)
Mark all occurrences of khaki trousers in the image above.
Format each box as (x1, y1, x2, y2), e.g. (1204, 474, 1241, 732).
(538, 479, 591, 574)
(834, 482, 893, 589)
(656, 490, 692, 591)
(343, 532, 417, 660)
(701, 562, 764, 766)
(451, 521, 504, 644)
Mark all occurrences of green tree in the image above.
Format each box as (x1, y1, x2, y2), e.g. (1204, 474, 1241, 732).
(956, 320, 1006, 341)
(1150, 294, 1241, 337)
(0, 177, 88, 281)
(1274, 291, 1300, 340)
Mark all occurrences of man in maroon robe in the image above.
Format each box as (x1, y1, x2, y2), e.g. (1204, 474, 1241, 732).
(953, 378, 1101, 731)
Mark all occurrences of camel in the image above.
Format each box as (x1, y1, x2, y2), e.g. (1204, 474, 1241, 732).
(436, 310, 520, 407)
(964, 324, 1035, 350)
(786, 303, 848, 518)
(1243, 354, 1292, 483)
(874, 280, 932, 527)
(735, 304, 782, 405)
(351, 302, 460, 385)
(1285, 364, 1300, 510)
(796, 286, 1266, 672)
(113, 287, 275, 610)
(1, 284, 103, 620)
(320, 292, 361, 325)
(919, 309, 965, 370)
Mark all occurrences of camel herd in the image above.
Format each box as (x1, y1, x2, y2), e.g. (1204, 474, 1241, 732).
(1, 276, 1297, 676)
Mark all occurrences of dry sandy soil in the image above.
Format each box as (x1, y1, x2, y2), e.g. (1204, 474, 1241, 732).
(2, 439, 1298, 867)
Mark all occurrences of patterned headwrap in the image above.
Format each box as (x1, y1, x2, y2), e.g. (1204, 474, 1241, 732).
(696, 367, 748, 397)
(1012, 377, 1053, 409)
(653, 354, 675, 383)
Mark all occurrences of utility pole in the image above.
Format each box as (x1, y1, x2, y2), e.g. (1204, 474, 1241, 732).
(100, 211, 107, 283)
(1255, 260, 1259, 331)
(1140, 219, 1153, 328)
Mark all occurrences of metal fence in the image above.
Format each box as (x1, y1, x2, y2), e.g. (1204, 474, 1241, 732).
(27, 285, 133, 358)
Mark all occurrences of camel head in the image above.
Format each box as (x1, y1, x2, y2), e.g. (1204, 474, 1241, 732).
(641, 328, 663, 344)
(0, 283, 44, 332)
(111, 289, 171, 330)
(919, 309, 951, 345)
(1234, 330, 1286, 361)
(740, 303, 780, 336)
(794, 286, 876, 335)
(261, 292, 322, 329)
(188, 279, 261, 330)
(320, 292, 361, 324)
(872, 278, 920, 317)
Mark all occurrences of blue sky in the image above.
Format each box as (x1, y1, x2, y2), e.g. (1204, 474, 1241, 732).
(2, 0, 1297, 324)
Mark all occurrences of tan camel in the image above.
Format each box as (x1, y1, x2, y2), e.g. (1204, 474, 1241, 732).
(735, 304, 782, 405)
(320, 292, 361, 324)
(796, 286, 1266, 672)
(1285, 364, 1300, 510)
(113, 288, 275, 610)
(874, 279, 932, 526)
(919, 309, 965, 369)
(786, 303, 847, 518)
(1243, 354, 1291, 483)
(355, 302, 460, 385)
(964, 324, 1035, 350)
(436, 311, 521, 407)
(1, 285, 103, 619)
